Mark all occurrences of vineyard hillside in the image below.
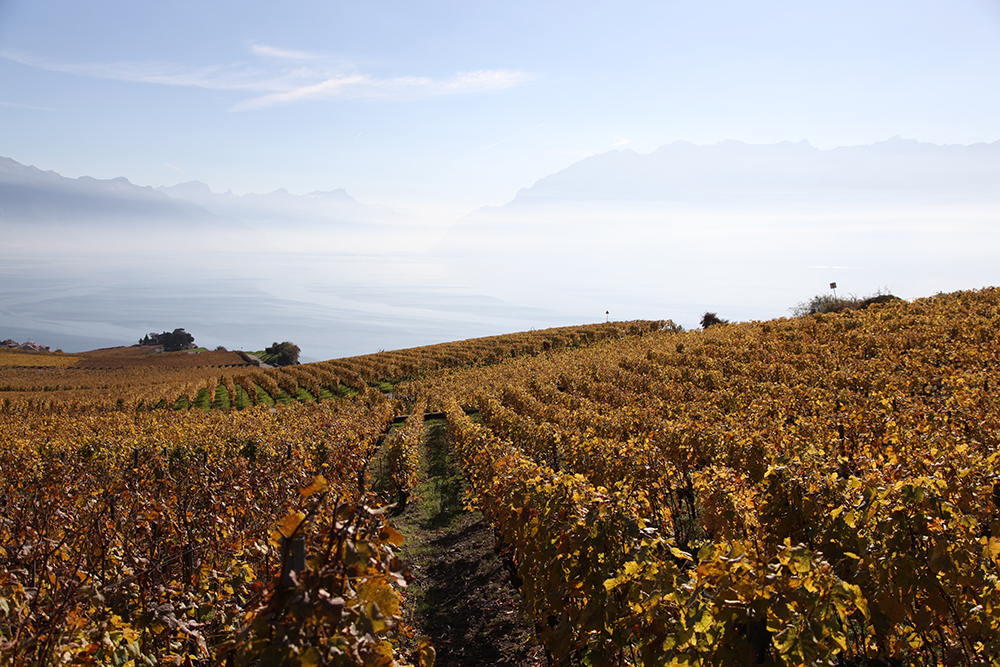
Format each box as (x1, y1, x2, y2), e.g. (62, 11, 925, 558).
(2, 289, 999, 665)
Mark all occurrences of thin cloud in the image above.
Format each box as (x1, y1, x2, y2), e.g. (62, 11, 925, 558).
(441, 69, 531, 93)
(613, 137, 632, 147)
(478, 122, 547, 152)
(1, 47, 535, 111)
(0, 48, 277, 91)
(251, 44, 316, 60)
(231, 74, 370, 109)
(0, 100, 55, 111)
(233, 69, 534, 110)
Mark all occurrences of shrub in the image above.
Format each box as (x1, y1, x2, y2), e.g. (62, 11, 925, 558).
(700, 312, 729, 329)
(790, 289, 900, 317)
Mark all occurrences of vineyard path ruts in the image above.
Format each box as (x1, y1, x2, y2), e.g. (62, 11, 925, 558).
(391, 417, 546, 667)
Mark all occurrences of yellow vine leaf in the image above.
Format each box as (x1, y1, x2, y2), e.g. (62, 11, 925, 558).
(380, 525, 405, 547)
(276, 511, 307, 538)
(987, 538, 1000, 561)
(299, 474, 329, 498)
(416, 636, 436, 667)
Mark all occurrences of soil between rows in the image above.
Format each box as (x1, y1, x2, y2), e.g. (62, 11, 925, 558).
(390, 419, 546, 667)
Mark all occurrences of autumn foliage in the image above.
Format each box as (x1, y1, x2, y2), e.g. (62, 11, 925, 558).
(3, 290, 1000, 664)
(403, 288, 1000, 665)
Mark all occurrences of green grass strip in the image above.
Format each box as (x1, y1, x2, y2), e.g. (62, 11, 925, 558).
(254, 385, 275, 406)
(192, 388, 211, 411)
(233, 385, 254, 410)
(213, 385, 231, 411)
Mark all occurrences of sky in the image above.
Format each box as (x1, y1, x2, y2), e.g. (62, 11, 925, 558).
(2, 0, 999, 218)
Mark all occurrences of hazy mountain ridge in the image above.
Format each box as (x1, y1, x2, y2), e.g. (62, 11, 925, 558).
(0, 156, 228, 226)
(437, 138, 1000, 325)
(0, 156, 405, 232)
(155, 181, 404, 226)
(500, 137, 1000, 207)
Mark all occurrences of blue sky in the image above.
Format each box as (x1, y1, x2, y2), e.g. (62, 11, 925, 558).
(1, 0, 999, 217)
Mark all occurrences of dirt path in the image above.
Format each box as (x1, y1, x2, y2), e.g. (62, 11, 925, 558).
(392, 419, 546, 667)
(242, 352, 273, 368)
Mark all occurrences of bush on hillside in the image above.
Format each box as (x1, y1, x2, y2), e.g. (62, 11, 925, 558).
(700, 312, 729, 329)
(790, 289, 902, 317)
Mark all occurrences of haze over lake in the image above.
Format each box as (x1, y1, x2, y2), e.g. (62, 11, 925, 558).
(0, 250, 570, 361)
(2, 2, 998, 359)
(3, 138, 998, 360)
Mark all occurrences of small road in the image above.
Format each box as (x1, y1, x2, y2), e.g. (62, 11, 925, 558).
(242, 353, 273, 369)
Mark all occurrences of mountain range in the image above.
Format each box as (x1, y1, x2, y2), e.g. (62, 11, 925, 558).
(3, 137, 998, 356)
(0, 156, 228, 227)
(0, 156, 400, 234)
(155, 181, 402, 226)
(3, 137, 998, 238)
(490, 136, 1000, 209)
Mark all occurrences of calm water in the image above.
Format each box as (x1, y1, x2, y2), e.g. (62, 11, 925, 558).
(2, 199, 997, 360)
(0, 251, 579, 360)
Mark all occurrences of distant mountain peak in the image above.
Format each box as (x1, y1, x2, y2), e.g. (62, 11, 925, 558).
(0, 155, 227, 226)
(173, 180, 215, 192)
(499, 137, 1000, 207)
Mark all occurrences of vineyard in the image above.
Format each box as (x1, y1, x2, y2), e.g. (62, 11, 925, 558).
(0, 322, 652, 413)
(2, 289, 999, 665)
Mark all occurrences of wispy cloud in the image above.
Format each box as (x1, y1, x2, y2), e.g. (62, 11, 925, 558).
(477, 122, 547, 152)
(1, 48, 279, 91)
(250, 44, 317, 61)
(233, 69, 534, 110)
(0, 46, 535, 111)
(613, 137, 632, 147)
(165, 163, 186, 175)
(0, 99, 55, 111)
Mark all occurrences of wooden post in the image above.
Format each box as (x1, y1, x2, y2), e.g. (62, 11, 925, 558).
(182, 542, 196, 584)
(279, 536, 306, 589)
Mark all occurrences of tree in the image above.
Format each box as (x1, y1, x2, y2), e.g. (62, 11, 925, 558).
(700, 312, 729, 329)
(140, 328, 195, 351)
(266, 341, 300, 366)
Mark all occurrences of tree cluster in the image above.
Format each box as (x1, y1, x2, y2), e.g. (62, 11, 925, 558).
(265, 341, 301, 367)
(139, 328, 195, 352)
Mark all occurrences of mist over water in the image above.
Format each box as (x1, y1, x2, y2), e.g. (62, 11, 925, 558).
(0, 249, 578, 360)
(3, 140, 998, 360)
(3, 194, 996, 361)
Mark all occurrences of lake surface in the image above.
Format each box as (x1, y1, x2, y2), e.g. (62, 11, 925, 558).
(2, 199, 997, 360)
(0, 251, 583, 360)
